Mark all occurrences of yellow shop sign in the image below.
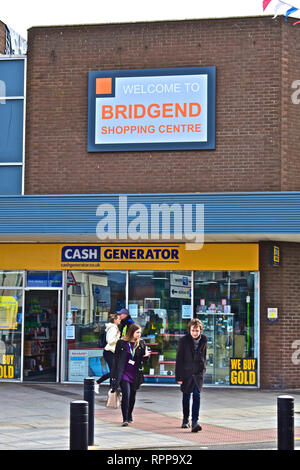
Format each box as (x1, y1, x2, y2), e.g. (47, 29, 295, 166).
(0, 354, 15, 379)
(230, 358, 257, 386)
(0, 296, 18, 330)
(0, 243, 258, 271)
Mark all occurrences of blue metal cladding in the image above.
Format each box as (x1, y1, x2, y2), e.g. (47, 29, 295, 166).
(0, 192, 300, 235)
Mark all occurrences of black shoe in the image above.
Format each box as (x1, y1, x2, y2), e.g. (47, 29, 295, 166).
(181, 419, 190, 428)
(191, 422, 202, 432)
(122, 421, 129, 427)
(128, 417, 133, 423)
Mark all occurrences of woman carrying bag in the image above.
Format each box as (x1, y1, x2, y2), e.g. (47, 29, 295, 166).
(110, 323, 150, 426)
(96, 313, 121, 388)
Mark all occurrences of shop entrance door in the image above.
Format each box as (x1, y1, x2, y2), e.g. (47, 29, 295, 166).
(23, 290, 61, 382)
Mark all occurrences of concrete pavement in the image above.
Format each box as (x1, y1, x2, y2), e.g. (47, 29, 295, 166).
(0, 381, 299, 450)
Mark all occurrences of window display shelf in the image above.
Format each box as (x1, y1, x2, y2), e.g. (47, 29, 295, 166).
(144, 374, 175, 378)
(24, 368, 55, 377)
(198, 311, 234, 315)
(76, 347, 104, 351)
(198, 310, 234, 385)
(24, 297, 58, 377)
(25, 353, 45, 357)
(158, 334, 185, 337)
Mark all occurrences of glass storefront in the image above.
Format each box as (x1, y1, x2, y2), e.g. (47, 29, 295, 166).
(0, 271, 24, 380)
(194, 271, 258, 386)
(64, 271, 126, 382)
(62, 269, 259, 386)
(0, 267, 259, 386)
(128, 271, 192, 383)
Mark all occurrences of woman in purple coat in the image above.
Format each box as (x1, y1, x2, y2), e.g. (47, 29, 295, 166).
(110, 323, 150, 426)
(175, 319, 207, 432)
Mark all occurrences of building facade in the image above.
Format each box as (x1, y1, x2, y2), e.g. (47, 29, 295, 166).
(0, 21, 6, 53)
(0, 16, 300, 388)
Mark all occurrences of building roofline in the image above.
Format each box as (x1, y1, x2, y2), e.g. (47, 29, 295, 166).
(27, 14, 279, 33)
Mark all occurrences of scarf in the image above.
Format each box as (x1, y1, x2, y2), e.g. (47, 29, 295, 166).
(192, 335, 201, 351)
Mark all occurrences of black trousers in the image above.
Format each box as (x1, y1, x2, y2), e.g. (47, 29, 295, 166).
(182, 384, 201, 423)
(96, 350, 114, 384)
(120, 379, 136, 422)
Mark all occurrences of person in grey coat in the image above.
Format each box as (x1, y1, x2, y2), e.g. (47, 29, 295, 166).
(175, 318, 207, 432)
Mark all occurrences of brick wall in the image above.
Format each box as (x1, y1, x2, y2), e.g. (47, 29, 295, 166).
(21, 16, 300, 389)
(260, 241, 300, 389)
(0, 21, 6, 54)
(281, 22, 300, 190)
(25, 16, 286, 195)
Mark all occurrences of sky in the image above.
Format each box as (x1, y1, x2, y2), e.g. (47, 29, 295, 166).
(1, 0, 300, 39)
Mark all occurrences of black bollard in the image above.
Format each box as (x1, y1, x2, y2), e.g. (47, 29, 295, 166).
(70, 400, 88, 450)
(277, 395, 294, 450)
(84, 377, 95, 446)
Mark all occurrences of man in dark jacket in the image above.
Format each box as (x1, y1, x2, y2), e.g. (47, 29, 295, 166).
(175, 318, 207, 432)
(117, 308, 134, 337)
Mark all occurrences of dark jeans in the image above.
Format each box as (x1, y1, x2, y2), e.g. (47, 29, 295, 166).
(120, 379, 136, 422)
(96, 350, 114, 384)
(182, 385, 201, 424)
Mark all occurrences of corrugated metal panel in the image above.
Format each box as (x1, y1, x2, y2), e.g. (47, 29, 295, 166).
(0, 192, 300, 235)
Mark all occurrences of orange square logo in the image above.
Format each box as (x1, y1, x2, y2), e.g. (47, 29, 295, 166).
(96, 77, 112, 95)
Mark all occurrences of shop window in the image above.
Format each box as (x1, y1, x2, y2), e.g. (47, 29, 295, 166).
(0, 271, 23, 287)
(62, 269, 258, 386)
(194, 271, 258, 386)
(64, 271, 126, 382)
(129, 271, 192, 384)
(26, 271, 62, 288)
(0, 288, 23, 380)
(75, 309, 86, 324)
(72, 282, 85, 296)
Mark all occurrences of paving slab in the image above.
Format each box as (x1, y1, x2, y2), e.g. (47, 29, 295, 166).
(0, 382, 299, 450)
